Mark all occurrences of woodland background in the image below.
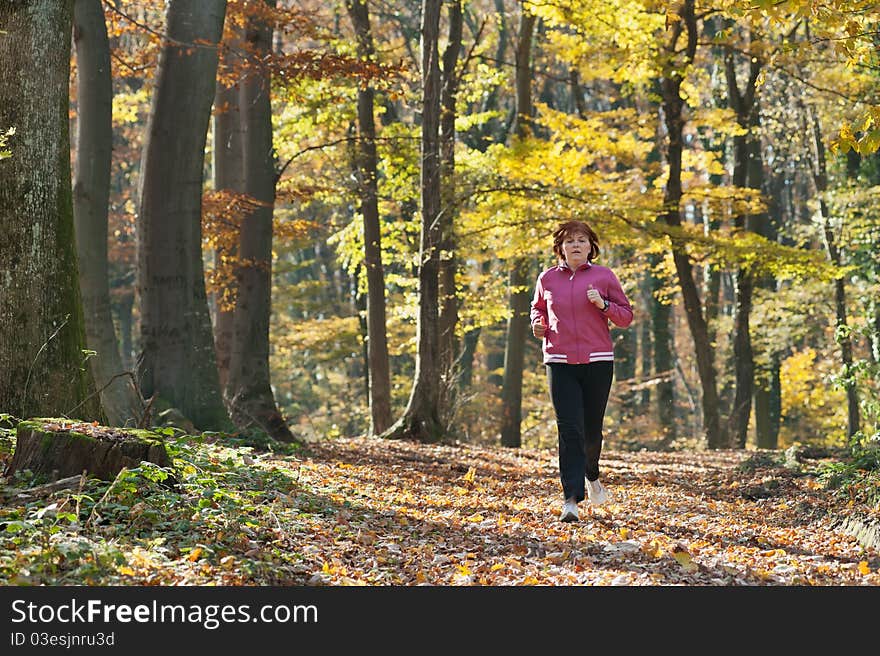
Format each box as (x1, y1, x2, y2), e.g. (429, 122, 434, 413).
(3, 0, 879, 452)
(0, 0, 879, 587)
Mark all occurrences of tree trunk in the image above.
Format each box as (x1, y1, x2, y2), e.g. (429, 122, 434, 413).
(211, 25, 244, 393)
(73, 0, 143, 427)
(638, 277, 653, 411)
(808, 110, 860, 438)
(659, 0, 723, 448)
(456, 326, 481, 390)
(500, 260, 533, 447)
(570, 68, 587, 119)
(438, 0, 463, 427)
(116, 291, 135, 372)
(754, 169, 783, 449)
(136, 0, 230, 431)
(354, 264, 370, 405)
(225, 0, 295, 442)
(649, 254, 676, 441)
(645, 112, 675, 438)
(702, 214, 721, 352)
(499, 6, 536, 449)
(0, 0, 101, 421)
(725, 44, 762, 448)
(346, 0, 392, 436)
(755, 353, 781, 449)
(382, 0, 444, 442)
(614, 300, 638, 417)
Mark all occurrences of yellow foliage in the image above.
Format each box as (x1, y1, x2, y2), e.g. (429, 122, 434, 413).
(779, 348, 847, 446)
(112, 87, 150, 126)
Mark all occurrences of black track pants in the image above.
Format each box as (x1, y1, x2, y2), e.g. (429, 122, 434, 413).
(546, 361, 614, 503)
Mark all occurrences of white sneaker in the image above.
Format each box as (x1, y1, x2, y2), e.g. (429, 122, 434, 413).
(559, 497, 579, 522)
(586, 479, 608, 506)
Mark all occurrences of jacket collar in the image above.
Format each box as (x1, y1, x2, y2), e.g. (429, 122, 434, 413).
(557, 261, 592, 273)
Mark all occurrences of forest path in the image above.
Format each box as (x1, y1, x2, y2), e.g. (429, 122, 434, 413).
(280, 437, 879, 585)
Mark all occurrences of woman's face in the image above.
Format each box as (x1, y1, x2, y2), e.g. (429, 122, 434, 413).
(560, 231, 590, 268)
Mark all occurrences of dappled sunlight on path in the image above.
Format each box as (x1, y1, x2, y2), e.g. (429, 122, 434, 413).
(279, 437, 880, 586)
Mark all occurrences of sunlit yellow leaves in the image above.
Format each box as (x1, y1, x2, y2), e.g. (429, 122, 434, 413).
(532, 0, 664, 88)
(780, 348, 848, 445)
(460, 104, 658, 263)
(112, 87, 150, 126)
(858, 561, 871, 575)
(690, 108, 748, 139)
(671, 544, 699, 573)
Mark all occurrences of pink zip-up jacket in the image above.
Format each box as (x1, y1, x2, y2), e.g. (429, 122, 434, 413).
(530, 261, 633, 364)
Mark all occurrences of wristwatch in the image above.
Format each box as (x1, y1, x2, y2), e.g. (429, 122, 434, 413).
(601, 299, 609, 312)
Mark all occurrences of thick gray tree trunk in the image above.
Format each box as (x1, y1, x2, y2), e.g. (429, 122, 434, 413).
(660, 0, 723, 449)
(499, 7, 536, 449)
(382, 0, 443, 442)
(0, 0, 101, 421)
(225, 0, 295, 442)
(346, 0, 393, 436)
(136, 0, 230, 430)
(73, 0, 143, 427)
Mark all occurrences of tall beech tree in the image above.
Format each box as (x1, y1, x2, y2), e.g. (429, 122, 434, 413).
(346, 0, 393, 436)
(437, 0, 463, 425)
(658, 0, 723, 448)
(382, 0, 443, 442)
(499, 4, 536, 449)
(0, 0, 101, 421)
(224, 0, 295, 442)
(136, 0, 230, 430)
(211, 25, 244, 393)
(807, 108, 860, 439)
(73, 0, 143, 426)
(724, 34, 762, 448)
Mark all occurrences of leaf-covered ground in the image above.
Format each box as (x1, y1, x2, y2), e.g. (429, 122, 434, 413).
(1, 433, 879, 586)
(280, 438, 880, 586)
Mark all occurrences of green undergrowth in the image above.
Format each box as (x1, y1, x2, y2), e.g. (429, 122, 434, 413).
(736, 436, 880, 509)
(817, 433, 880, 508)
(0, 430, 326, 586)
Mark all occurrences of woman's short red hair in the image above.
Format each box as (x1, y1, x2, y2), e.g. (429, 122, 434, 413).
(552, 220, 600, 262)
